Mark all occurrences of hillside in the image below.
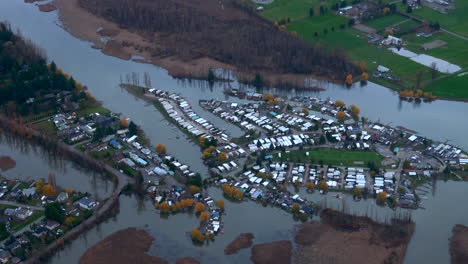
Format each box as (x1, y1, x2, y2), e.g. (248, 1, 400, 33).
(75, 0, 358, 85)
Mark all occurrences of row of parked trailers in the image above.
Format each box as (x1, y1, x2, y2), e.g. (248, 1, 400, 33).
(249, 134, 312, 152)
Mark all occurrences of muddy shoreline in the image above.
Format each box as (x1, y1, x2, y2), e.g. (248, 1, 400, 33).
(31, 0, 337, 90)
(80, 228, 200, 264)
(224, 233, 254, 255)
(0, 156, 16, 171)
(450, 225, 468, 264)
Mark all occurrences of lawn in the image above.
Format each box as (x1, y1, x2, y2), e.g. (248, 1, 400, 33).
(400, 0, 468, 37)
(76, 105, 110, 117)
(259, 0, 322, 21)
(403, 32, 468, 68)
(12, 210, 45, 232)
(33, 120, 57, 136)
(274, 148, 384, 167)
(424, 72, 468, 100)
(287, 14, 348, 36)
(365, 14, 408, 31)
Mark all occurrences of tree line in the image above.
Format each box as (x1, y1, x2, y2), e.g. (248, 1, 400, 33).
(78, 0, 358, 80)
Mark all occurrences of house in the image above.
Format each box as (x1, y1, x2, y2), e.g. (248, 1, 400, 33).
(109, 139, 122, 149)
(76, 197, 97, 210)
(377, 65, 390, 73)
(5, 207, 33, 221)
(57, 192, 69, 202)
(0, 249, 11, 264)
(21, 187, 36, 197)
(33, 226, 48, 238)
(45, 219, 61, 231)
(10, 257, 21, 264)
(381, 35, 402, 46)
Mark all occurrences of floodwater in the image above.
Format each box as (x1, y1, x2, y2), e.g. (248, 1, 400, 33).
(0, 1, 467, 263)
(0, 134, 112, 199)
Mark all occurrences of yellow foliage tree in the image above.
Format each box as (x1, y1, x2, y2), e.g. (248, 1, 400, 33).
(350, 104, 361, 116)
(65, 188, 73, 195)
(65, 217, 75, 226)
(306, 182, 315, 191)
(233, 189, 244, 200)
(155, 144, 167, 154)
(345, 74, 353, 85)
(182, 199, 194, 207)
(376, 192, 388, 204)
(383, 7, 390, 15)
(199, 136, 206, 148)
(335, 100, 346, 108)
(336, 111, 346, 122)
(262, 93, 274, 101)
(302, 107, 309, 115)
(217, 200, 225, 210)
(218, 152, 228, 162)
(35, 180, 45, 194)
(191, 228, 205, 242)
(43, 184, 56, 196)
(352, 187, 362, 197)
(195, 202, 205, 212)
(292, 203, 300, 214)
(319, 181, 329, 192)
(199, 211, 210, 222)
(160, 201, 170, 213)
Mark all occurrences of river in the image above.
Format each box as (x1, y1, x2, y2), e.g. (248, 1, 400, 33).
(0, 1, 467, 263)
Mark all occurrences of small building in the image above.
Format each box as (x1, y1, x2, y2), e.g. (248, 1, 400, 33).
(76, 197, 97, 210)
(45, 219, 61, 231)
(0, 249, 11, 264)
(377, 65, 390, 73)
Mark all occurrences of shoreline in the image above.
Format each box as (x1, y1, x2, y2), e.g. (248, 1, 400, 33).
(35, 0, 339, 90)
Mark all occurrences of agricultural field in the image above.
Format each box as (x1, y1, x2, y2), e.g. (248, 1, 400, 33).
(424, 72, 468, 100)
(274, 148, 384, 167)
(399, 0, 468, 37)
(403, 32, 468, 68)
(287, 14, 348, 36)
(364, 14, 408, 31)
(259, 0, 323, 21)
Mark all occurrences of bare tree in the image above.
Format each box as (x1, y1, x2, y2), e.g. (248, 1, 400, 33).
(430, 62, 438, 80)
(143, 72, 152, 88)
(415, 70, 423, 90)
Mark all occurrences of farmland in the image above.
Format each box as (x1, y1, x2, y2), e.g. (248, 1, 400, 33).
(424, 72, 468, 100)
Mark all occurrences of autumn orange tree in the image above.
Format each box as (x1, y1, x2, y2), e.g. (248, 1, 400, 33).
(376, 192, 387, 204)
(359, 61, 366, 73)
(191, 228, 205, 242)
(262, 93, 274, 101)
(336, 111, 346, 122)
(361, 72, 368, 82)
(155, 144, 167, 154)
(199, 136, 207, 148)
(349, 105, 361, 116)
(189, 185, 201, 194)
(335, 100, 346, 108)
(65, 188, 73, 195)
(218, 152, 228, 162)
(43, 184, 56, 196)
(121, 118, 129, 127)
(199, 211, 210, 222)
(160, 201, 170, 213)
(216, 200, 225, 210)
(182, 199, 194, 208)
(195, 202, 205, 212)
(302, 107, 309, 115)
(345, 74, 353, 85)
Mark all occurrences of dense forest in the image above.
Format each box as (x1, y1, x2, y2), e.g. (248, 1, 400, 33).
(0, 22, 92, 116)
(78, 0, 359, 79)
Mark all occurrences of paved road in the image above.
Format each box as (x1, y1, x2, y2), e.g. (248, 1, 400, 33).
(0, 200, 44, 211)
(441, 28, 468, 41)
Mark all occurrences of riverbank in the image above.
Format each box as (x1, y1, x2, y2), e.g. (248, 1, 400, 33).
(294, 209, 414, 264)
(450, 225, 468, 264)
(43, 0, 345, 89)
(80, 228, 199, 264)
(0, 156, 16, 171)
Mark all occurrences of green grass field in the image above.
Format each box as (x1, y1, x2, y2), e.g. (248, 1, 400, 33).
(274, 148, 384, 167)
(400, 0, 468, 37)
(404, 32, 468, 68)
(424, 72, 468, 100)
(365, 14, 408, 31)
(287, 14, 348, 35)
(33, 120, 57, 135)
(259, 0, 322, 21)
(77, 105, 110, 116)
